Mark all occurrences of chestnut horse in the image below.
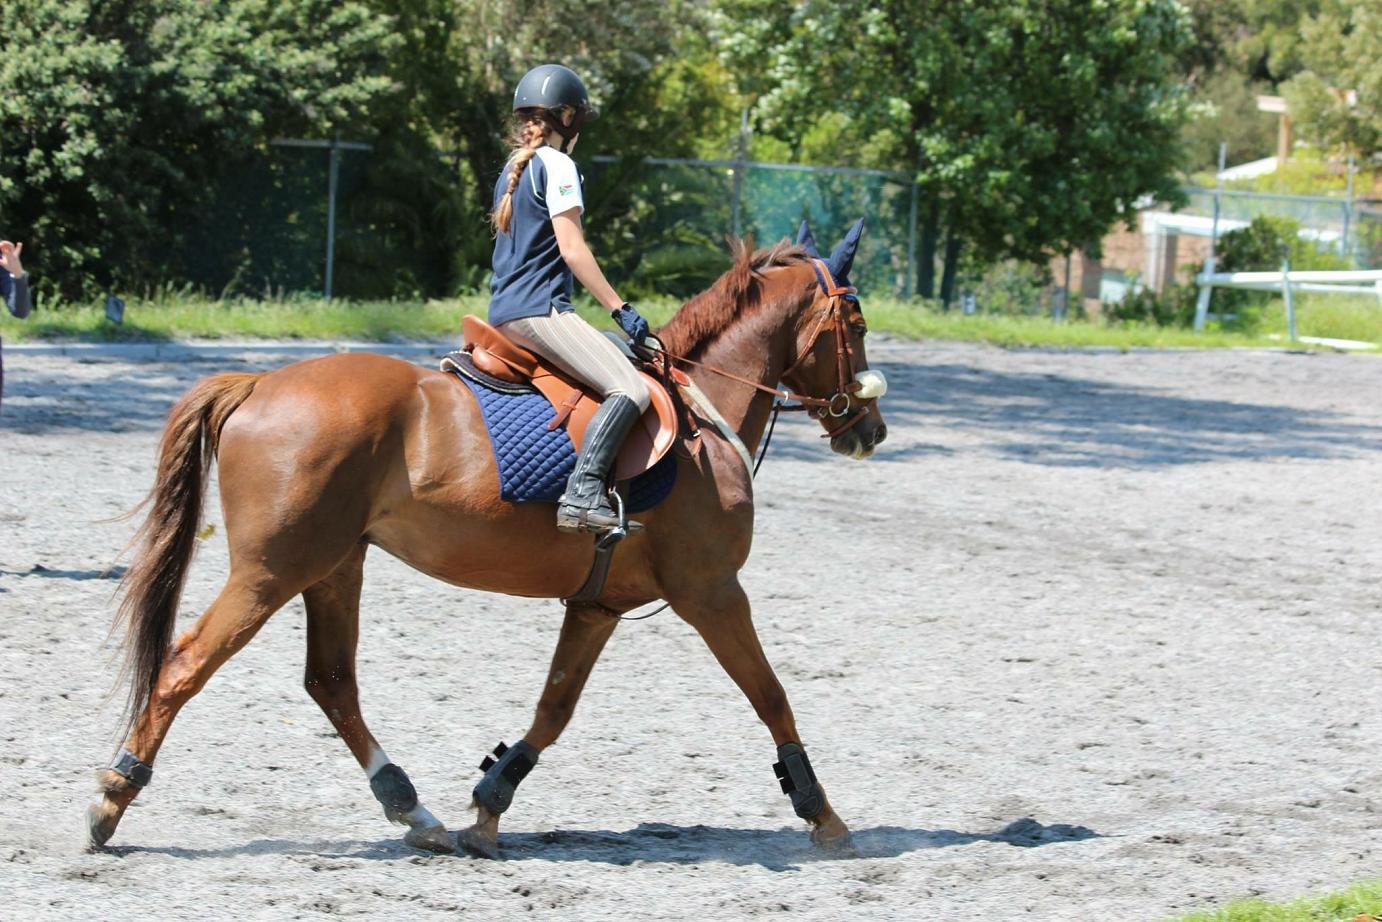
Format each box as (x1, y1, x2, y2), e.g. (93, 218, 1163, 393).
(87, 224, 888, 857)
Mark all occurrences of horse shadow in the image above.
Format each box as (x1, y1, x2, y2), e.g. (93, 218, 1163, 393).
(0, 564, 126, 581)
(107, 817, 1102, 870)
(15, 348, 1381, 469)
(764, 358, 1382, 469)
(0, 564, 127, 593)
(493, 816, 1102, 870)
(0, 353, 286, 435)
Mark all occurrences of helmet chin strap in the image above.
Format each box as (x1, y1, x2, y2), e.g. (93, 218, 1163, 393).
(539, 108, 586, 153)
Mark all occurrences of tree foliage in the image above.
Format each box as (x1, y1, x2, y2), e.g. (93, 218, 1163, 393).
(0, 0, 399, 297)
(1181, 69, 1280, 170)
(1283, 0, 1382, 158)
(715, 0, 1190, 299)
(24, 1, 1373, 301)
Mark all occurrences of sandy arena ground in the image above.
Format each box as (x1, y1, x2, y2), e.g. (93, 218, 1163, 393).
(0, 339, 1379, 921)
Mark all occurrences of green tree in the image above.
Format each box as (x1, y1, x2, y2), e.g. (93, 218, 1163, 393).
(1230, 0, 1321, 85)
(715, 0, 1190, 304)
(0, 0, 399, 297)
(354, 0, 738, 293)
(1181, 69, 1280, 171)
(1174, 0, 1324, 172)
(1283, 0, 1382, 157)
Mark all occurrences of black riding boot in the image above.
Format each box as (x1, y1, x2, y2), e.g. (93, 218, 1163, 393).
(556, 394, 644, 535)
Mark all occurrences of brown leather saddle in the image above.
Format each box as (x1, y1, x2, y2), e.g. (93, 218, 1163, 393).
(453, 315, 677, 481)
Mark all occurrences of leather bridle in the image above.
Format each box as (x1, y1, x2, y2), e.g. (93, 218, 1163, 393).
(612, 259, 879, 623)
(653, 257, 878, 439)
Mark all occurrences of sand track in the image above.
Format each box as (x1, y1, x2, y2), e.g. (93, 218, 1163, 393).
(1, 340, 1379, 920)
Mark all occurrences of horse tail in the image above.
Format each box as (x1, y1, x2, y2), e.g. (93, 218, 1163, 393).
(114, 372, 261, 736)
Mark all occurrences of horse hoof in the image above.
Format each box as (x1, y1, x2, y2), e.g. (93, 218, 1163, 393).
(404, 824, 454, 854)
(455, 825, 500, 860)
(85, 803, 118, 850)
(812, 828, 857, 856)
(810, 815, 857, 856)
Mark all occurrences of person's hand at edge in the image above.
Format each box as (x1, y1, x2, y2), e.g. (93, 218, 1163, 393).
(0, 241, 25, 278)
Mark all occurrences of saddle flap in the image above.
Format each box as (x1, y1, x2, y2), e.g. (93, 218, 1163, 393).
(613, 371, 677, 481)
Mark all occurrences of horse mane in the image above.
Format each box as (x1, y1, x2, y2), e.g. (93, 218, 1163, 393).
(658, 238, 812, 358)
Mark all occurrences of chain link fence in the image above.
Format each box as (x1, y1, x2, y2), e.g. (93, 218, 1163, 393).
(582, 156, 917, 299)
(1179, 187, 1381, 269)
(163, 142, 372, 299)
(160, 145, 1380, 300)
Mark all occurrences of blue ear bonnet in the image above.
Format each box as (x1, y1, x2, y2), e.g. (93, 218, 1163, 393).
(797, 218, 865, 302)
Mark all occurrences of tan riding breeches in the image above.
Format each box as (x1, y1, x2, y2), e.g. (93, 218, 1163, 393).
(501, 307, 651, 412)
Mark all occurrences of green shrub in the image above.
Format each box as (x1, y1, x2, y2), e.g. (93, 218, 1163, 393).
(1217, 214, 1349, 273)
(1206, 214, 1349, 330)
(966, 261, 1051, 316)
(1103, 281, 1198, 327)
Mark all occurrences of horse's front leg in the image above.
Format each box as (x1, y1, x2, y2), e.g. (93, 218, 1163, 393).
(671, 577, 853, 851)
(457, 603, 618, 858)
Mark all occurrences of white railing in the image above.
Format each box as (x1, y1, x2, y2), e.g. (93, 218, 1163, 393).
(1193, 263, 1382, 340)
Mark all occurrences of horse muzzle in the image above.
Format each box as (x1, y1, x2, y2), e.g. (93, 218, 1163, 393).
(830, 416, 887, 460)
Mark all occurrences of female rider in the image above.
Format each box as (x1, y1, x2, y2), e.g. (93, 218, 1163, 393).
(489, 64, 653, 536)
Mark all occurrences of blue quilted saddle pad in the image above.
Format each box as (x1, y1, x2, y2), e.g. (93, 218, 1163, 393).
(455, 373, 676, 513)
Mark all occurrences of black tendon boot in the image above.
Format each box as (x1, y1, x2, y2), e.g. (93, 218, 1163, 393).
(557, 394, 643, 535)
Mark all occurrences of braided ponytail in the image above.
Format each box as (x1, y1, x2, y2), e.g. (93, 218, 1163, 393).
(491, 113, 550, 234)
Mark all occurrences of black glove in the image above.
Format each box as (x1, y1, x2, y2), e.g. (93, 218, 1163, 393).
(611, 302, 652, 346)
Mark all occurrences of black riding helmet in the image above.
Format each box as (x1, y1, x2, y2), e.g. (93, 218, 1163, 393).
(512, 64, 599, 153)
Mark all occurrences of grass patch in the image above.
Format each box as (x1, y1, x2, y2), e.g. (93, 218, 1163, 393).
(1172, 880, 1382, 922)
(3, 292, 1378, 353)
(860, 302, 1287, 350)
(1260, 294, 1382, 346)
(7, 295, 492, 343)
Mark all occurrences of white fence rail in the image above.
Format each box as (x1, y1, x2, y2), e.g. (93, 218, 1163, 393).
(1194, 264, 1382, 340)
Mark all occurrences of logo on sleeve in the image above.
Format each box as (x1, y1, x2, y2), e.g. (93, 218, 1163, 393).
(558, 183, 576, 196)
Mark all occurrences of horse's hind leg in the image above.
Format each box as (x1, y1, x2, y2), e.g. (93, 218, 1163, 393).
(300, 543, 451, 853)
(671, 577, 853, 851)
(86, 569, 296, 847)
(457, 603, 618, 858)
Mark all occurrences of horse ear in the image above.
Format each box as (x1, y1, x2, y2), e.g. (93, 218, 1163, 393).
(827, 218, 865, 282)
(796, 220, 819, 257)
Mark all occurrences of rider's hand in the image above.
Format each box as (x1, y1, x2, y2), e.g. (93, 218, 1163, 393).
(611, 302, 652, 346)
(0, 240, 24, 278)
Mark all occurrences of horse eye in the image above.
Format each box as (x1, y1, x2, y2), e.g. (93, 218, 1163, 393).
(851, 323, 868, 338)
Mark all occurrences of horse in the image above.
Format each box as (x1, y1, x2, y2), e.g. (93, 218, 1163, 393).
(86, 220, 889, 858)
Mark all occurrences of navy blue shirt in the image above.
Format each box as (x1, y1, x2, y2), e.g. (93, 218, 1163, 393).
(488, 146, 585, 325)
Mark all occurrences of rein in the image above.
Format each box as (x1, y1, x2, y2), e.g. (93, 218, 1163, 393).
(651, 258, 874, 440)
(618, 398, 778, 624)
(616, 259, 869, 624)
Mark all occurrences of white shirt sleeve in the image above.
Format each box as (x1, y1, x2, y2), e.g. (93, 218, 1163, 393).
(537, 148, 584, 219)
